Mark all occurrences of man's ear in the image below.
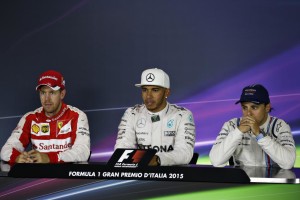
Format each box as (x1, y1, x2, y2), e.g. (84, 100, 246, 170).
(266, 103, 271, 112)
(165, 89, 170, 98)
(60, 89, 66, 100)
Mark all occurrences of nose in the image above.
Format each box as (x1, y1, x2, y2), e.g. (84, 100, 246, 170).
(146, 91, 152, 98)
(247, 110, 252, 116)
(44, 93, 51, 101)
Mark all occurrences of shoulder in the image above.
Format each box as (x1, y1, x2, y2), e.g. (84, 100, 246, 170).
(222, 118, 240, 128)
(270, 116, 291, 133)
(271, 117, 288, 126)
(125, 104, 145, 114)
(120, 104, 145, 122)
(168, 104, 195, 124)
(66, 105, 87, 117)
(22, 107, 43, 119)
(168, 104, 192, 115)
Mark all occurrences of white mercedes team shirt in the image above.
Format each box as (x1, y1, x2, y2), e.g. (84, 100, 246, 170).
(115, 103, 196, 166)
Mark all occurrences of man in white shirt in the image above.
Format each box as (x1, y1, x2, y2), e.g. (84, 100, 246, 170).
(209, 84, 296, 169)
(115, 68, 196, 166)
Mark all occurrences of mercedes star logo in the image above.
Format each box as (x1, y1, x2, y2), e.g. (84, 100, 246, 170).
(137, 118, 146, 128)
(146, 73, 155, 82)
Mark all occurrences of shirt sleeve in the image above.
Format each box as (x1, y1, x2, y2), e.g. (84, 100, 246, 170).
(1, 114, 31, 163)
(57, 111, 91, 162)
(114, 108, 137, 149)
(257, 119, 296, 169)
(157, 110, 196, 166)
(209, 119, 244, 167)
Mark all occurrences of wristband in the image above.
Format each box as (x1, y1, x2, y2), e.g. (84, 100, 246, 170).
(256, 133, 264, 141)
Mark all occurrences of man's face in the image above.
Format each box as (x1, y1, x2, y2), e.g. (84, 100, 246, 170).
(141, 85, 170, 113)
(241, 102, 270, 126)
(39, 86, 66, 117)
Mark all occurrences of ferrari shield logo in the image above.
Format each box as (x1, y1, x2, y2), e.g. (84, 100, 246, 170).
(57, 121, 63, 129)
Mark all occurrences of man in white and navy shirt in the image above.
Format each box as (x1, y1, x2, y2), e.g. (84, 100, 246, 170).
(209, 84, 296, 169)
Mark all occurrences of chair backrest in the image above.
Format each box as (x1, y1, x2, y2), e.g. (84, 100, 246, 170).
(87, 151, 92, 162)
(189, 152, 199, 164)
(229, 156, 234, 166)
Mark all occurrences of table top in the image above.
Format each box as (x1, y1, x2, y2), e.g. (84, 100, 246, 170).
(1, 161, 299, 184)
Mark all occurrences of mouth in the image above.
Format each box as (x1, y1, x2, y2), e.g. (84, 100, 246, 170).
(44, 103, 52, 107)
(145, 100, 155, 107)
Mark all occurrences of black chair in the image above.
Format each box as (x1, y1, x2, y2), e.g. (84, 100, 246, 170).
(87, 151, 92, 162)
(229, 156, 234, 166)
(189, 152, 199, 164)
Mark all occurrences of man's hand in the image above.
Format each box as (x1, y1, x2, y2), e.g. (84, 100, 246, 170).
(148, 155, 160, 166)
(238, 116, 260, 135)
(28, 150, 50, 163)
(15, 152, 34, 163)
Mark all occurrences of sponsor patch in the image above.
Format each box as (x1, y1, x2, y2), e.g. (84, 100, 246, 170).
(136, 132, 148, 135)
(136, 118, 146, 128)
(32, 138, 72, 152)
(31, 124, 40, 134)
(151, 115, 160, 122)
(164, 131, 176, 136)
(31, 122, 50, 136)
(167, 119, 174, 128)
(138, 144, 174, 152)
(188, 115, 193, 123)
(57, 121, 63, 129)
(41, 125, 49, 133)
(58, 120, 72, 135)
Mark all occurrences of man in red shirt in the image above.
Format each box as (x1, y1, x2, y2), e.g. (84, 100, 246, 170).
(1, 70, 90, 163)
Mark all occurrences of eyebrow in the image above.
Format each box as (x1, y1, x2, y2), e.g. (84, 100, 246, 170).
(142, 87, 161, 90)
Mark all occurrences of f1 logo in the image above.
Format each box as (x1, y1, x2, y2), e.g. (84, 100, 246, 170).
(117, 150, 134, 162)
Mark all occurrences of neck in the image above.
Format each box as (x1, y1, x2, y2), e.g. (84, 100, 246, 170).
(259, 114, 269, 126)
